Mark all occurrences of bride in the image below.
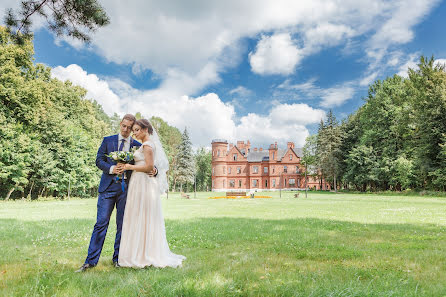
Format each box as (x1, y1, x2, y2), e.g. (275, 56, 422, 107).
(118, 119, 185, 268)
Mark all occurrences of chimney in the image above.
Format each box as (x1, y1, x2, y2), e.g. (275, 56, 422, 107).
(229, 143, 234, 150)
(275, 142, 277, 149)
(246, 140, 251, 150)
(254, 148, 258, 152)
(287, 142, 295, 149)
(259, 148, 263, 151)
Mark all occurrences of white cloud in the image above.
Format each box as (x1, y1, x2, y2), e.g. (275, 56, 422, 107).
(277, 78, 355, 108)
(360, 72, 379, 86)
(269, 103, 325, 125)
(51, 64, 123, 115)
(367, 0, 441, 68)
(235, 103, 325, 147)
(435, 59, 446, 67)
(2, 0, 439, 99)
(229, 86, 253, 97)
(249, 33, 302, 75)
(397, 55, 446, 78)
(320, 86, 355, 108)
(50, 64, 324, 148)
(397, 54, 419, 77)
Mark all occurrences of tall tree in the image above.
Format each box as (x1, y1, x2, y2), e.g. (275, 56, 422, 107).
(195, 148, 212, 191)
(407, 56, 446, 189)
(317, 110, 342, 191)
(175, 128, 195, 192)
(0, 26, 111, 199)
(4, 0, 109, 44)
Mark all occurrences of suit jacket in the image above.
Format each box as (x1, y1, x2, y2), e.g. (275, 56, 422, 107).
(96, 134, 141, 193)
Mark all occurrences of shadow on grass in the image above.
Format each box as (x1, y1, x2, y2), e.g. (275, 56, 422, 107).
(1, 217, 446, 296)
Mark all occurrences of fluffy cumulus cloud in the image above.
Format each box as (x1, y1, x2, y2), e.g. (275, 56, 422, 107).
(249, 33, 302, 75)
(31, 0, 437, 97)
(51, 64, 324, 148)
(320, 86, 355, 108)
(235, 102, 325, 147)
(51, 64, 122, 115)
(1, 0, 440, 110)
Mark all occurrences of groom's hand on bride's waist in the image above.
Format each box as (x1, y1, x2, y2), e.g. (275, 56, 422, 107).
(147, 166, 158, 177)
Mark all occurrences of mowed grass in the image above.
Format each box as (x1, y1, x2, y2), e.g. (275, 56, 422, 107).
(1, 191, 446, 296)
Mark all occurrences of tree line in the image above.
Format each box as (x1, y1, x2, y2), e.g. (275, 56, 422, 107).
(0, 27, 211, 200)
(304, 57, 446, 192)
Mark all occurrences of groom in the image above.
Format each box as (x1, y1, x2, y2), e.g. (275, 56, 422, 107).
(76, 114, 152, 272)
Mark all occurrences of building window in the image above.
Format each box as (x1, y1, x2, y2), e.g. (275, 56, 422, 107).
(217, 150, 220, 157)
(284, 166, 287, 173)
(295, 166, 299, 173)
(298, 179, 300, 187)
(212, 150, 214, 156)
(228, 167, 231, 174)
(284, 179, 286, 186)
(272, 167, 275, 173)
(289, 178, 295, 186)
(238, 180, 242, 188)
(237, 167, 241, 174)
(272, 179, 276, 187)
(289, 154, 292, 161)
(252, 179, 258, 187)
(272, 152, 275, 160)
(223, 167, 226, 174)
(265, 180, 268, 187)
(252, 166, 258, 173)
(233, 154, 237, 161)
(229, 179, 235, 188)
(264, 167, 268, 173)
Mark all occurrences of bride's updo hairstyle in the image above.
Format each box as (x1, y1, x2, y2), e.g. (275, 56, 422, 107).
(135, 119, 153, 135)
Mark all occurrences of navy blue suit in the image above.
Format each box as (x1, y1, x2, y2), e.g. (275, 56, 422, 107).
(84, 134, 141, 265)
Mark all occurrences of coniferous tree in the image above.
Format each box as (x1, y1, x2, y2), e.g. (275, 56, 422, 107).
(317, 110, 342, 191)
(4, 0, 109, 44)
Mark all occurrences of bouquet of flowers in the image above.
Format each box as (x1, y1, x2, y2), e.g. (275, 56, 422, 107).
(106, 151, 135, 164)
(106, 149, 137, 191)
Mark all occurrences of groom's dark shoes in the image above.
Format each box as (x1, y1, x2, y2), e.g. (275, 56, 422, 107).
(75, 263, 94, 272)
(113, 261, 120, 268)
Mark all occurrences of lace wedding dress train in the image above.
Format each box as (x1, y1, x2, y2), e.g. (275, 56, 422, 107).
(118, 141, 185, 268)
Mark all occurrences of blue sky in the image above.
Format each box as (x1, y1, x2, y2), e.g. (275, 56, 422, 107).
(2, 0, 446, 148)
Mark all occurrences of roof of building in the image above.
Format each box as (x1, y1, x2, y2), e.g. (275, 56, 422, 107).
(242, 147, 303, 162)
(247, 151, 268, 162)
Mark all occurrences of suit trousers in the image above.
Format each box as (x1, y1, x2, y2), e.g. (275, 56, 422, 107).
(85, 181, 128, 265)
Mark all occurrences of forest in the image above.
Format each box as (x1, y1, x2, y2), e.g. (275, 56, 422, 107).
(309, 57, 446, 192)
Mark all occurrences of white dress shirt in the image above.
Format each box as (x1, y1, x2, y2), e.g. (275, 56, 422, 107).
(109, 134, 131, 174)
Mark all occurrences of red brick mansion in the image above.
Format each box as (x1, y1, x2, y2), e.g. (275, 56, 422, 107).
(211, 139, 331, 192)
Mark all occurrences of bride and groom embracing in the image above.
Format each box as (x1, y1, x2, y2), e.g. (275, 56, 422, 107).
(76, 114, 185, 272)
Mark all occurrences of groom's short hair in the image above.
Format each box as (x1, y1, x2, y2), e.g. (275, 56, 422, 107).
(121, 114, 136, 125)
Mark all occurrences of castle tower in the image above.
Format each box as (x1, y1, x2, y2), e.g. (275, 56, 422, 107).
(211, 139, 228, 190)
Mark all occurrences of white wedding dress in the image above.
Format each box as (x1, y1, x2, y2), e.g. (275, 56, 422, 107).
(118, 140, 185, 268)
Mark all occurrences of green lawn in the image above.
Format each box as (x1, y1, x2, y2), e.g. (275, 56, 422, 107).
(1, 191, 446, 296)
